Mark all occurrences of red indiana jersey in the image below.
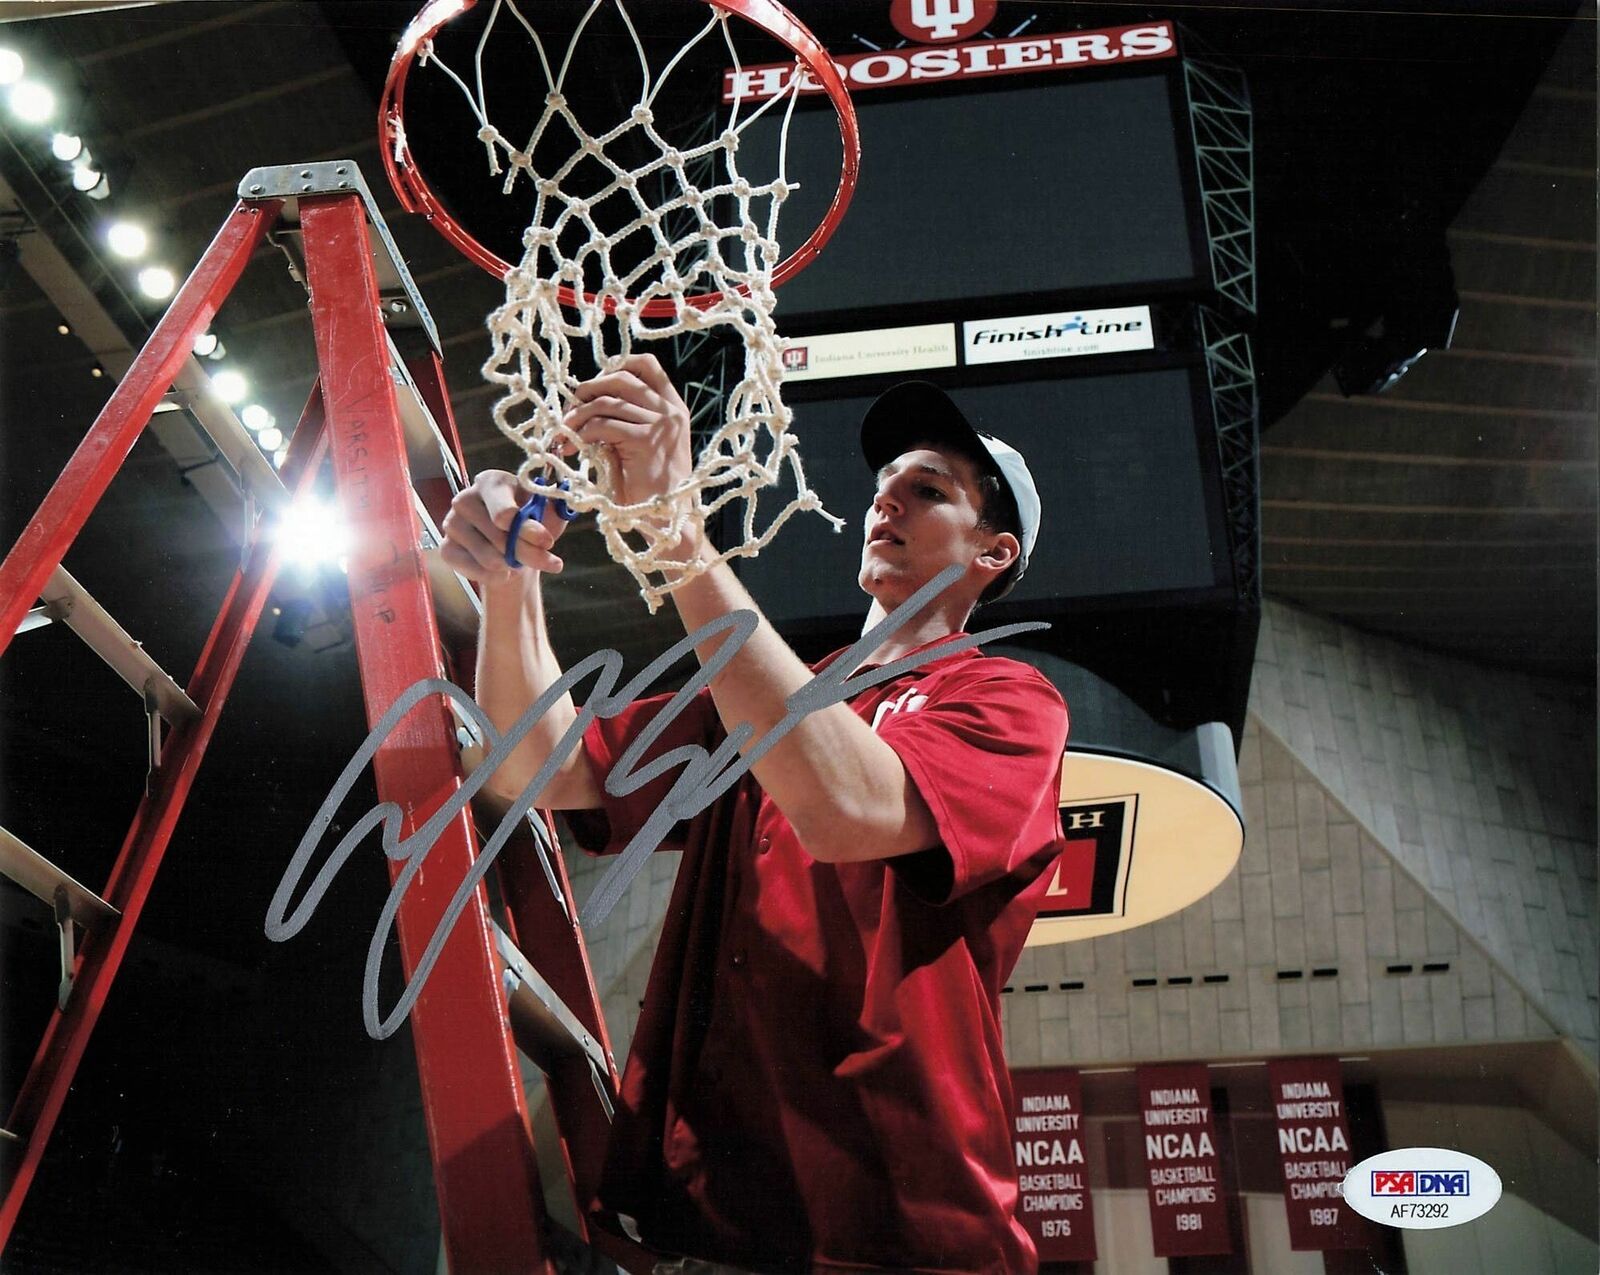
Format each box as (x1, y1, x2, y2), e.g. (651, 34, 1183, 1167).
(574, 636, 1069, 1273)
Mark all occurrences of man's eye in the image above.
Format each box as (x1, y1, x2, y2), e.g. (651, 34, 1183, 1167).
(919, 485, 945, 500)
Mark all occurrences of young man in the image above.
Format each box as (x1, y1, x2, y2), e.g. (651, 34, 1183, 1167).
(441, 362, 1068, 1273)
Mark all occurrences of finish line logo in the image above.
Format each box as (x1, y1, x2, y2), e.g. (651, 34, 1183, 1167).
(962, 305, 1154, 365)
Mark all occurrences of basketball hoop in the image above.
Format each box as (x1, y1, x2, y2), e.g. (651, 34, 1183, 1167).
(380, 0, 860, 609)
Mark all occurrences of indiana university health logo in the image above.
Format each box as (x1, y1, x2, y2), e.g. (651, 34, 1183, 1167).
(889, 0, 998, 44)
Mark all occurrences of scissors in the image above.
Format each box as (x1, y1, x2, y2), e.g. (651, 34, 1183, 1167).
(504, 473, 578, 568)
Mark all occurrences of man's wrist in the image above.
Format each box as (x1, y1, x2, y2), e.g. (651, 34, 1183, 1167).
(480, 567, 543, 612)
(673, 512, 711, 567)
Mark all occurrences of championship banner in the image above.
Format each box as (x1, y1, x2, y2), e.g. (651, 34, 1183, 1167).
(1267, 1057, 1366, 1250)
(1136, 1064, 1231, 1257)
(1010, 1068, 1097, 1261)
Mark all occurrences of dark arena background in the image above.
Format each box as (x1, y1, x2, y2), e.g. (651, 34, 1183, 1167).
(0, 1, 1594, 1271)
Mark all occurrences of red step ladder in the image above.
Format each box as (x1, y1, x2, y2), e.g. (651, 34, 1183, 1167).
(0, 162, 645, 1273)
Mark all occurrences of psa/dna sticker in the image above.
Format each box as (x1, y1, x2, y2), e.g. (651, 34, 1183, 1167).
(1342, 1148, 1501, 1230)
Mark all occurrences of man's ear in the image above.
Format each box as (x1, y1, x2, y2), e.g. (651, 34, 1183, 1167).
(977, 531, 1021, 576)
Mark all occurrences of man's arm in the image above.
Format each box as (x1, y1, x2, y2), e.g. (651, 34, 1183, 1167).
(563, 357, 938, 864)
(671, 556, 940, 865)
(439, 470, 603, 810)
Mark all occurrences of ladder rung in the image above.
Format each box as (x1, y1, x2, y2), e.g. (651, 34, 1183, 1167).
(414, 494, 482, 642)
(166, 364, 292, 519)
(0, 825, 120, 928)
(493, 923, 609, 1076)
(35, 566, 201, 727)
(386, 332, 465, 491)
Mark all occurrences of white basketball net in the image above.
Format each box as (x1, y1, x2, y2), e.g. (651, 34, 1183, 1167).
(415, 0, 842, 610)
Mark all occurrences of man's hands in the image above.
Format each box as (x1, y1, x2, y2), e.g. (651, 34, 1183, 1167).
(562, 354, 696, 519)
(440, 470, 568, 584)
(443, 355, 697, 586)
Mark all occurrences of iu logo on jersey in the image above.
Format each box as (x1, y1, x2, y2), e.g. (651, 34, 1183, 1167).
(889, 0, 998, 44)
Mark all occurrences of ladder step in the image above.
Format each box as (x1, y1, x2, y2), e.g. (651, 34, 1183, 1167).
(386, 333, 465, 491)
(16, 607, 52, 636)
(34, 566, 201, 728)
(413, 493, 482, 642)
(0, 825, 120, 929)
(493, 923, 609, 1076)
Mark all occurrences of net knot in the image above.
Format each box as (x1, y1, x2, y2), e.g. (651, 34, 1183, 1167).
(630, 105, 654, 126)
(732, 178, 752, 199)
(720, 129, 739, 152)
(545, 91, 566, 110)
(508, 150, 533, 169)
(663, 148, 684, 167)
(538, 177, 559, 197)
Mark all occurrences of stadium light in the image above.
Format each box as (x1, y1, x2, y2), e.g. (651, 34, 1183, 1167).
(211, 369, 248, 403)
(106, 221, 148, 259)
(136, 266, 175, 299)
(7, 80, 54, 124)
(276, 495, 350, 568)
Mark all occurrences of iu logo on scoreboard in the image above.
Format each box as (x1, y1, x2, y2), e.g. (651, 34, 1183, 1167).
(781, 346, 809, 372)
(889, 0, 998, 44)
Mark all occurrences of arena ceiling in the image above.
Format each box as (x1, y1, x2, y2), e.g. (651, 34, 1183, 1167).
(1, 0, 1593, 693)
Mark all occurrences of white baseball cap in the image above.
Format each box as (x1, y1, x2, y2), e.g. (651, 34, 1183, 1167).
(860, 380, 1041, 598)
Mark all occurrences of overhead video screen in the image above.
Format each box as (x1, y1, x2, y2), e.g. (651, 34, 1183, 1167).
(736, 369, 1225, 625)
(738, 73, 1199, 317)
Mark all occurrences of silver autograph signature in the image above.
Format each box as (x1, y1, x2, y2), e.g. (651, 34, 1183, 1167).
(265, 565, 1047, 1038)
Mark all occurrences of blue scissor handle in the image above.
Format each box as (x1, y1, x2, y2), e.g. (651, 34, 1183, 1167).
(505, 476, 578, 568)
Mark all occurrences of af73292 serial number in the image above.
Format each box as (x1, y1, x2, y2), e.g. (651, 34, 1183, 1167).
(1390, 1202, 1450, 1220)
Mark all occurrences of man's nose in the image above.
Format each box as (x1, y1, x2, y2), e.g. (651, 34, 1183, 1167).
(873, 484, 903, 514)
